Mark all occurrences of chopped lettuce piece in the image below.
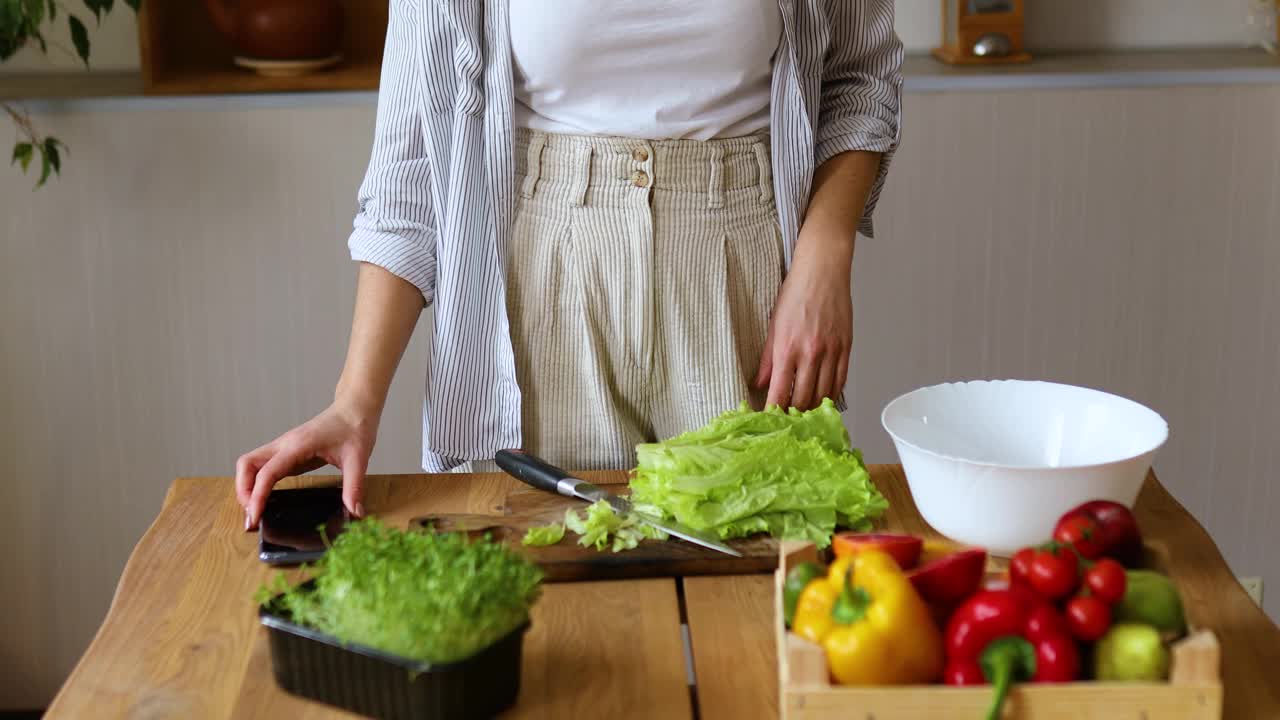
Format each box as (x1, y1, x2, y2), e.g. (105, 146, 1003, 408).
(628, 399, 886, 549)
(561, 500, 668, 552)
(564, 506, 587, 536)
(521, 523, 566, 546)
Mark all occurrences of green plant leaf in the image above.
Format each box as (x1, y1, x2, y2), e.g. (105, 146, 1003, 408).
(0, 0, 22, 25)
(82, 0, 113, 22)
(122, 0, 138, 10)
(67, 13, 88, 64)
(47, 0, 55, 19)
(81, 0, 109, 22)
(23, 0, 43, 25)
(0, 38, 22, 62)
(11, 142, 33, 172)
(44, 137, 61, 174)
(36, 146, 51, 187)
(0, 0, 25, 60)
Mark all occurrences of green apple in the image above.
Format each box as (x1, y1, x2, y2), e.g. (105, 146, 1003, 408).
(1115, 570, 1187, 636)
(1094, 623, 1170, 682)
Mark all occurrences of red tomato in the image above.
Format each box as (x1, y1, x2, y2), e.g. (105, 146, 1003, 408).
(1054, 514, 1104, 559)
(1010, 547, 1036, 587)
(1065, 594, 1112, 642)
(1083, 558, 1127, 605)
(1026, 545, 1079, 600)
(832, 532, 923, 570)
(1058, 500, 1144, 567)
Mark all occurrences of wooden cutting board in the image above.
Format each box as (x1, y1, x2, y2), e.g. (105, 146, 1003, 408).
(412, 484, 781, 582)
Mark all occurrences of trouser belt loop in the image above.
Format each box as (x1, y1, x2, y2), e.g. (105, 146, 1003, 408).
(707, 145, 725, 210)
(520, 132, 547, 199)
(570, 141, 593, 207)
(752, 141, 773, 205)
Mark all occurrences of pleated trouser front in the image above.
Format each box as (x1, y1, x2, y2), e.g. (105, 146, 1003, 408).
(479, 128, 785, 471)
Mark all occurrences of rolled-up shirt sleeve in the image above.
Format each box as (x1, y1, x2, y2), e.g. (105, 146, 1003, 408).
(815, 0, 904, 238)
(348, 0, 437, 303)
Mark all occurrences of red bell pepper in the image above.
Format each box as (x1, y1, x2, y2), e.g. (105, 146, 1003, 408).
(944, 588, 1080, 720)
(907, 548, 986, 603)
(832, 532, 924, 570)
(1053, 500, 1143, 566)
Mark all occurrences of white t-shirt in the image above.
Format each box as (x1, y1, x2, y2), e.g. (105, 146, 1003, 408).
(510, 0, 782, 141)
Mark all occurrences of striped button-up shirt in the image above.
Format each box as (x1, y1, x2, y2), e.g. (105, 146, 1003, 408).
(349, 0, 904, 471)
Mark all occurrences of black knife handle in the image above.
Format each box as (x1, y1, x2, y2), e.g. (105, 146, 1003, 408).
(494, 449, 577, 496)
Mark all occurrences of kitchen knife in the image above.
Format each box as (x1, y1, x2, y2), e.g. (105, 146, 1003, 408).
(494, 449, 742, 557)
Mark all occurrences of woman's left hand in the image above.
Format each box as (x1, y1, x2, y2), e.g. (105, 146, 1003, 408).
(754, 238, 853, 410)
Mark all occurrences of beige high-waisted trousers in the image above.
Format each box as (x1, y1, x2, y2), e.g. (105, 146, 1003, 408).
(492, 129, 784, 471)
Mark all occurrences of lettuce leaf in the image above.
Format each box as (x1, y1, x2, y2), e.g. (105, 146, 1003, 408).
(628, 399, 885, 549)
(562, 500, 668, 552)
(521, 523, 566, 546)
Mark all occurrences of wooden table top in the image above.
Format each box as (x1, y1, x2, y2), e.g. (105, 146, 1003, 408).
(47, 467, 1280, 719)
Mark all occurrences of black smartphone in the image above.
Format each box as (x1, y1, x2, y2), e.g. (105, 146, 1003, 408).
(258, 486, 348, 565)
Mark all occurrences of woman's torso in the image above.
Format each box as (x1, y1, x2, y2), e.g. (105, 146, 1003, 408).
(367, 0, 900, 469)
(509, 0, 782, 140)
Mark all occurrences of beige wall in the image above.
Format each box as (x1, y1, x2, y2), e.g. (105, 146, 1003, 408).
(1, 8, 140, 73)
(3, 84, 1279, 707)
(2, 0, 1276, 74)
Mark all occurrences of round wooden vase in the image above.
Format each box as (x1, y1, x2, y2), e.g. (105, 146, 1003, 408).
(204, 0, 345, 77)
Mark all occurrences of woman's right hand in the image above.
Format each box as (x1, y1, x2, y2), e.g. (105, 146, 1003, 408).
(236, 262, 426, 530)
(235, 398, 378, 530)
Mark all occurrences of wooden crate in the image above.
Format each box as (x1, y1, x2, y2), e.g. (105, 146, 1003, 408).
(775, 541, 1222, 720)
(136, 0, 388, 95)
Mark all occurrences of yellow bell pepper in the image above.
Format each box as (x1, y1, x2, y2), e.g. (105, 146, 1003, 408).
(827, 555, 854, 590)
(790, 548, 944, 685)
(791, 571, 838, 644)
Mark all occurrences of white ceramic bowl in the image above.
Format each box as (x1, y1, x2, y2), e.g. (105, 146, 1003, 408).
(881, 380, 1168, 557)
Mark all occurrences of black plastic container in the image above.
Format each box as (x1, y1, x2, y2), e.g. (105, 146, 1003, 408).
(259, 584, 528, 720)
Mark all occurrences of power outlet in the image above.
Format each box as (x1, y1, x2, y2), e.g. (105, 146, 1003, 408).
(1239, 576, 1264, 608)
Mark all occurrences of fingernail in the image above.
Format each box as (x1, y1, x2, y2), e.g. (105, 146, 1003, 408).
(244, 513, 252, 531)
(354, 502, 366, 518)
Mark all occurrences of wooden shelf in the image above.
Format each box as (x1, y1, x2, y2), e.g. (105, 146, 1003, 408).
(143, 55, 380, 95)
(901, 47, 1280, 91)
(138, 0, 387, 95)
(7, 48, 1279, 111)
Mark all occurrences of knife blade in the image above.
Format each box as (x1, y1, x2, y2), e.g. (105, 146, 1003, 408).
(494, 449, 742, 557)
